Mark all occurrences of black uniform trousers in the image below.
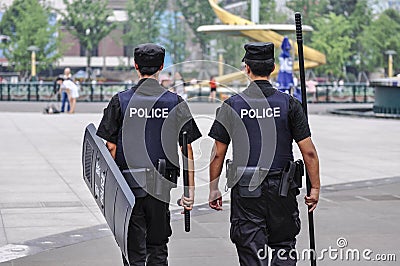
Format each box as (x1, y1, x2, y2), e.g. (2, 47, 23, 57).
(123, 194, 172, 266)
(230, 176, 301, 266)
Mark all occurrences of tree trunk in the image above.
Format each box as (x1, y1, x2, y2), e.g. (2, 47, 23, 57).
(86, 49, 91, 81)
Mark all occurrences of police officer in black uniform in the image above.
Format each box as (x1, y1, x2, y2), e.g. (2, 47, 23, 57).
(208, 42, 320, 265)
(97, 43, 201, 266)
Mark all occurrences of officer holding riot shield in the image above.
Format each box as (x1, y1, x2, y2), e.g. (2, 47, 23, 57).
(208, 42, 320, 265)
(97, 43, 201, 266)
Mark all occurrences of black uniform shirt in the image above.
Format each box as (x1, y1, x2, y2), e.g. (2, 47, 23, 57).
(208, 80, 311, 145)
(97, 78, 202, 146)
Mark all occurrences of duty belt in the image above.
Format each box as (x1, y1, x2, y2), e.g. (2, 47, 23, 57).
(121, 159, 178, 198)
(259, 168, 283, 178)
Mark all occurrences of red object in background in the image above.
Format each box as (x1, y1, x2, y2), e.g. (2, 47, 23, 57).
(209, 78, 217, 89)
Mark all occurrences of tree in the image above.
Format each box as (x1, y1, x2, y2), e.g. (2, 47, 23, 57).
(328, 0, 358, 17)
(245, 0, 286, 24)
(61, 0, 116, 77)
(218, 36, 248, 69)
(160, 7, 188, 67)
(347, 0, 372, 74)
(286, 0, 330, 27)
(311, 13, 355, 77)
(0, 0, 62, 79)
(122, 0, 167, 67)
(359, 9, 400, 73)
(177, 0, 216, 57)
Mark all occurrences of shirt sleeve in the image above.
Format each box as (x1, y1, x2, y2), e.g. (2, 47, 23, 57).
(96, 94, 122, 144)
(176, 96, 202, 146)
(288, 97, 311, 143)
(208, 99, 233, 145)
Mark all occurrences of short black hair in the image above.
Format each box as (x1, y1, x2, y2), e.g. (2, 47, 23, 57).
(137, 65, 160, 76)
(244, 58, 274, 77)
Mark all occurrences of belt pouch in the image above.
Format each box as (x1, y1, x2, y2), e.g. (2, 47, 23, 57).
(122, 168, 148, 198)
(237, 167, 262, 198)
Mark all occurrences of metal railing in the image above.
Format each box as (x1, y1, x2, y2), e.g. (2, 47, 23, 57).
(0, 82, 132, 102)
(0, 82, 375, 103)
(314, 83, 374, 103)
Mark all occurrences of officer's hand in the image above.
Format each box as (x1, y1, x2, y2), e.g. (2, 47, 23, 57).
(181, 188, 194, 212)
(209, 189, 223, 211)
(304, 187, 320, 212)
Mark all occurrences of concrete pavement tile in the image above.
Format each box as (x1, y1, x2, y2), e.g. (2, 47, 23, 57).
(0, 182, 65, 193)
(169, 256, 239, 266)
(187, 210, 230, 224)
(4, 225, 97, 245)
(0, 207, 89, 215)
(172, 221, 230, 240)
(2, 211, 100, 228)
(0, 236, 123, 266)
(0, 212, 7, 246)
(0, 192, 80, 204)
(169, 238, 237, 258)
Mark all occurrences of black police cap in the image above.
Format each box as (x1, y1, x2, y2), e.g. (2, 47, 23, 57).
(242, 42, 274, 62)
(134, 43, 165, 67)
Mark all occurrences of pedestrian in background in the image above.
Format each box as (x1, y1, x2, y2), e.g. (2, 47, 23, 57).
(63, 68, 79, 113)
(209, 76, 217, 102)
(57, 75, 70, 113)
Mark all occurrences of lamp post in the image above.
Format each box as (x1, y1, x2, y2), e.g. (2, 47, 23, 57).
(385, 50, 397, 78)
(251, 0, 260, 24)
(27, 45, 40, 81)
(217, 48, 226, 77)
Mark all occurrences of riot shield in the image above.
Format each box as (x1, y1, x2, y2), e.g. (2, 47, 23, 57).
(82, 123, 135, 262)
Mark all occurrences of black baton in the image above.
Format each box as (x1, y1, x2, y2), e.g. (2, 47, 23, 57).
(182, 131, 191, 232)
(295, 12, 317, 266)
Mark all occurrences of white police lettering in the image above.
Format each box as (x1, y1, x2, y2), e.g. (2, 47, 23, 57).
(129, 108, 169, 118)
(240, 107, 281, 118)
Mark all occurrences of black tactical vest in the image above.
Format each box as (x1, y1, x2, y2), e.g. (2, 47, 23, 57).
(229, 87, 294, 170)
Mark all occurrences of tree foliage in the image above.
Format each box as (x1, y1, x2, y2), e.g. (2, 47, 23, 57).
(347, 0, 372, 73)
(61, 0, 116, 73)
(123, 0, 167, 48)
(286, 0, 329, 27)
(245, 0, 286, 24)
(328, 0, 358, 17)
(287, 0, 400, 77)
(0, 0, 62, 77)
(218, 36, 248, 69)
(160, 8, 188, 66)
(177, 0, 216, 56)
(359, 9, 400, 73)
(311, 13, 355, 77)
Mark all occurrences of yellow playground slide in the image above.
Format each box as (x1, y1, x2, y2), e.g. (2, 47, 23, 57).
(204, 0, 326, 83)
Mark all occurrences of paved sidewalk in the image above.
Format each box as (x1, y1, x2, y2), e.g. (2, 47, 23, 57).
(0, 101, 399, 265)
(1, 179, 399, 266)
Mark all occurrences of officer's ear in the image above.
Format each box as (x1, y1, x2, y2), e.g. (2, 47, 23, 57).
(245, 64, 251, 75)
(134, 63, 139, 70)
(159, 64, 164, 71)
